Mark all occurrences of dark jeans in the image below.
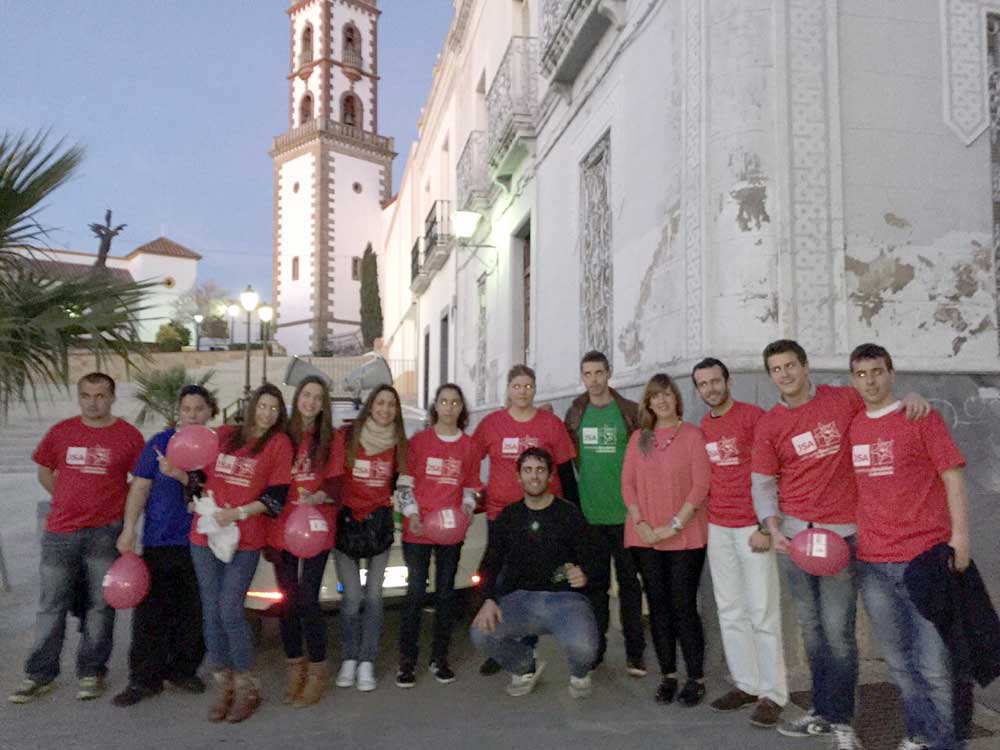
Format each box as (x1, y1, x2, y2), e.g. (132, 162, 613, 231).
(588, 524, 645, 662)
(400, 541, 462, 665)
(129, 545, 205, 688)
(25, 524, 120, 683)
(633, 546, 706, 679)
(190, 545, 260, 672)
(274, 548, 330, 662)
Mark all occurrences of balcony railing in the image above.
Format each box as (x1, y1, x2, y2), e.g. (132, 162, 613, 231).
(271, 118, 394, 156)
(486, 36, 539, 179)
(423, 200, 453, 273)
(540, 0, 625, 83)
(456, 130, 494, 212)
(410, 237, 430, 295)
(343, 46, 363, 70)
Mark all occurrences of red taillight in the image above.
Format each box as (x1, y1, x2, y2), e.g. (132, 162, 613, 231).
(247, 590, 284, 601)
(470, 574, 481, 585)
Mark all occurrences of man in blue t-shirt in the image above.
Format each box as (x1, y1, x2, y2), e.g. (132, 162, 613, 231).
(112, 385, 217, 706)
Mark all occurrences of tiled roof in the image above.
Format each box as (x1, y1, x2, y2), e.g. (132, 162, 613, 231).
(18, 257, 135, 284)
(126, 237, 202, 261)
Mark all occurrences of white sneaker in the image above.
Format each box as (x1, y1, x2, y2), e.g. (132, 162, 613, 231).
(831, 724, 864, 750)
(896, 740, 928, 750)
(505, 659, 546, 697)
(568, 674, 592, 699)
(335, 659, 357, 688)
(356, 661, 376, 692)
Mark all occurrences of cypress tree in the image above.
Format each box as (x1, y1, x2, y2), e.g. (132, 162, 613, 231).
(359, 243, 383, 348)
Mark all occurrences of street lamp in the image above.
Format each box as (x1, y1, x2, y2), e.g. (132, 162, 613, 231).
(227, 304, 240, 345)
(193, 314, 204, 352)
(239, 285, 260, 399)
(258, 305, 273, 385)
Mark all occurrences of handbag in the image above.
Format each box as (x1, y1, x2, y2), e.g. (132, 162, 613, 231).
(335, 504, 394, 560)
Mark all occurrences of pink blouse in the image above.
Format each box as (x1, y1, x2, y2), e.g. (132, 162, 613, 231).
(621, 423, 710, 551)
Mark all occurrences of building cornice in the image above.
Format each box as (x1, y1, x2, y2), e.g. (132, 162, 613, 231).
(271, 118, 395, 162)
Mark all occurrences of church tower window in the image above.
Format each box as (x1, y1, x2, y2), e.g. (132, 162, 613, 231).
(300, 93, 314, 124)
(343, 24, 362, 68)
(300, 24, 314, 66)
(341, 93, 362, 128)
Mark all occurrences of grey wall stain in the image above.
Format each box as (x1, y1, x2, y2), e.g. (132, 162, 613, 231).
(934, 304, 969, 332)
(845, 252, 916, 324)
(883, 212, 911, 229)
(952, 336, 967, 355)
(732, 184, 770, 231)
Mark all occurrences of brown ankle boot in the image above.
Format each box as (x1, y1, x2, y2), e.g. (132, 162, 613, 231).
(283, 657, 308, 704)
(226, 672, 261, 723)
(294, 661, 329, 707)
(208, 670, 234, 722)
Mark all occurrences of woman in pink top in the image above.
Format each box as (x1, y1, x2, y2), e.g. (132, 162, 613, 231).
(622, 373, 710, 707)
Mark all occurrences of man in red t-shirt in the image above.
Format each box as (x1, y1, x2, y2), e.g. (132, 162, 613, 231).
(848, 343, 968, 750)
(751, 340, 928, 749)
(9, 373, 144, 704)
(692, 357, 786, 729)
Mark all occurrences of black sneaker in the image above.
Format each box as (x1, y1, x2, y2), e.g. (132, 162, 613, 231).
(395, 664, 416, 689)
(626, 658, 648, 677)
(479, 657, 502, 676)
(167, 675, 205, 694)
(655, 677, 678, 704)
(112, 683, 162, 707)
(677, 679, 706, 707)
(429, 659, 456, 684)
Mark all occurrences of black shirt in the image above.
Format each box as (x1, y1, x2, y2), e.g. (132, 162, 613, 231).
(480, 497, 592, 600)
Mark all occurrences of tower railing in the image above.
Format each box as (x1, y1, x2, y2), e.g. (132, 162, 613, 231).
(271, 118, 395, 155)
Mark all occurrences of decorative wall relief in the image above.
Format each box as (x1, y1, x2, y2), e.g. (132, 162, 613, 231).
(579, 132, 613, 360)
(941, 0, 995, 145)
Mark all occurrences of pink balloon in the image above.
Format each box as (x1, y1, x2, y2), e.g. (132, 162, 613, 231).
(103, 553, 150, 609)
(422, 507, 469, 546)
(789, 527, 850, 577)
(284, 504, 331, 559)
(166, 425, 219, 471)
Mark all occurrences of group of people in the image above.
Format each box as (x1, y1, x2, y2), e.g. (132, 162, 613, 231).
(6, 337, 981, 750)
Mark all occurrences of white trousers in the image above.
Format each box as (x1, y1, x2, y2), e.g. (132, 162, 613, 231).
(707, 522, 788, 705)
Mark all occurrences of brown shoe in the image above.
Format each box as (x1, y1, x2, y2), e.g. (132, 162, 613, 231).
(749, 697, 783, 728)
(207, 670, 233, 722)
(710, 688, 758, 712)
(282, 657, 308, 704)
(226, 673, 261, 723)
(294, 661, 329, 707)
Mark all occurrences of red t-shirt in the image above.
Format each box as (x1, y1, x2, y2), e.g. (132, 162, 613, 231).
(190, 425, 293, 550)
(700, 401, 764, 527)
(751, 385, 864, 524)
(849, 406, 964, 563)
(403, 428, 481, 544)
(33, 417, 144, 533)
(336, 428, 398, 520)
(268, 428, 341, 551)
(472, 409, 576, 520)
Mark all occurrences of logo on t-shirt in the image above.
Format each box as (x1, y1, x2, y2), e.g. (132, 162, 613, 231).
(352, 458, 392, 487)
(215, 453, 259, 487)
(292, 454, 316, 482)
(791, 421, 841, 460)
(705, 437, 740, 466)
(501, 435, 540, 458)
(582, 426, 618, 455)
(425, 456, 462, 486)
(65, 445, 112, 475)
(852, 439, 894, 477)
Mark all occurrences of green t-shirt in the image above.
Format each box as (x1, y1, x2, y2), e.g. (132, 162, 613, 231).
(577, 400, 628, 525)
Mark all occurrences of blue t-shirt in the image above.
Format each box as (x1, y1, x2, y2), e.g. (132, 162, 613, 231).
(133, 429, 194, 547)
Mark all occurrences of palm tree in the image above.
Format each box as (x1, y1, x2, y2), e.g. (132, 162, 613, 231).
(0, 130, 153, 417)
(134, 365, 217, 427)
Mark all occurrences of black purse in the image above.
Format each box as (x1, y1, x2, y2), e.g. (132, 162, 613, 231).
(335, 505, 394, 560)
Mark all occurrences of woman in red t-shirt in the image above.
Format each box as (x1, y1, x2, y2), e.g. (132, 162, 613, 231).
(269, 375, 342, 706)
(395, 383, 480, 688)
(622, 374, 710, 708)
(331, 384, 408, 693)
(189, 384, 293, 723)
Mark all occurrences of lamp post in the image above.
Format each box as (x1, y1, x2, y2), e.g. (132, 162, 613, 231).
(257, 305, 273, 385)
(193, 314, 204, 352)
(239, 285, 260, 399)
(227, 304, 240, 346)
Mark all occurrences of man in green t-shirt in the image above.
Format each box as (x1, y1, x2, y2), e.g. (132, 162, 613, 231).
(564, 350, 646, 676)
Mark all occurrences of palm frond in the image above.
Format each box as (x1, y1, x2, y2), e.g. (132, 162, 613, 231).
(133, 365, 217, 427)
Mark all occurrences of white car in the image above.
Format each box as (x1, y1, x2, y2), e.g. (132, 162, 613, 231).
(244, 397, 487, 612)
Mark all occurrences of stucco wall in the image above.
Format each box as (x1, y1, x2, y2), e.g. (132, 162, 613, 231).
(275, 152, 317, 356)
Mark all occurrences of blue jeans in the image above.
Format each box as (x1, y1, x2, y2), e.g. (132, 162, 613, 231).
(25, 524, 120, 683)
(334, 548, 390, 662)
(470, 590, 598, 679)
(779, 535, 858, 725)
(860, 561, 961, 750)
(190, 545, 260, 672)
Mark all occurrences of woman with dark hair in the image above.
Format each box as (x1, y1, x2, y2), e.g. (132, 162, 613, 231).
(269, 375, 342, 706)
(332, 384, 408, 693)
(471, 364, 577, 674)
(395, 383, 480, 688)
(113, 385, 219, 707)
(622, 373, 711, 707)
(190, 384, 293, 723)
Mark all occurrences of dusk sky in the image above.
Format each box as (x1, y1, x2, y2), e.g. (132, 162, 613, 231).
(1, 0, 454, 305)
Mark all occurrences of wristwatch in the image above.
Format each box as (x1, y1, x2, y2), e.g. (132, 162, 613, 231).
(757, 522, 771, 536)
(670, 516, 684, 532)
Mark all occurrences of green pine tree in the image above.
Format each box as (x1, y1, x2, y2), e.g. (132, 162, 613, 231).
(359, 243, 383, 349)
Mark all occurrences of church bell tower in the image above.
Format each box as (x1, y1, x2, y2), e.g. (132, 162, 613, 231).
(271, 0, 395, 356)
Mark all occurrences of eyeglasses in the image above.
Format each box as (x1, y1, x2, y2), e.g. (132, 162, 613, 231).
(510, 383, 535, 391)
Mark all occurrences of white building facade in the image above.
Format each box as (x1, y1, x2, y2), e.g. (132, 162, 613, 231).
(272, 0, 395, 356)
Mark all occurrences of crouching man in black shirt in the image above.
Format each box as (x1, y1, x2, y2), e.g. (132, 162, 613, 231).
(470, 447, 598, 698)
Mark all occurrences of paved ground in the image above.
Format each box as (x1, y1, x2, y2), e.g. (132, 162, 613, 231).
(2, 468, 999, 750)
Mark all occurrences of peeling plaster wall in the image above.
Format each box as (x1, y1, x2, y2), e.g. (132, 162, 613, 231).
(839, 0, 998, 364)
